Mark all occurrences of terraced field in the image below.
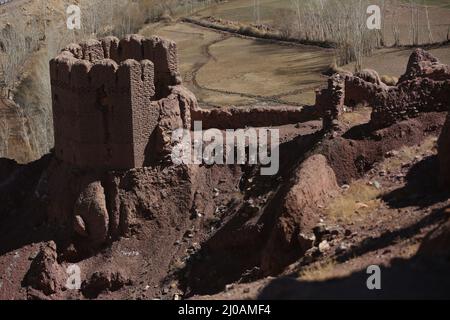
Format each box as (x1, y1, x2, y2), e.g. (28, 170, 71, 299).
(141, 22, 334, 107)
(138, 0, 450, 108)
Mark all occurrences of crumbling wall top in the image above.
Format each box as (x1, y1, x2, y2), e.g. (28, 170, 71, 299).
(52, 34, 181, 99)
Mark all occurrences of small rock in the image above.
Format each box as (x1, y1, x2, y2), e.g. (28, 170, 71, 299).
(318, 240, 331, 253)
(385, 150, 399, 158)
(225, 284, 234, 291)
(373, 181, 382, 189)
(173, 293, 182, 300)
(190, 242, 201, 251)
(355, 202, 369, 210)
(335, 243, 348, 254)
(82, 270, 132, 299)
(192, 209, 202, 219)
(341, 184, 350, 190)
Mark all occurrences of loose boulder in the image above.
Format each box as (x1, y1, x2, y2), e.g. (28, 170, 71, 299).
(261, 154, 339, 274)
(73, 181, 109, 247)
(24, 241, 65, 295)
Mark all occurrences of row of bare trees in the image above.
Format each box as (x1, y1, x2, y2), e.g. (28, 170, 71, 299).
(271, 0, 442, 71)
(0, 16, 42, 99)
(272, 0, 381, 71)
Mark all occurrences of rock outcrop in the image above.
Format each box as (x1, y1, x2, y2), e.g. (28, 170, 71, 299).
(399, 48, 450, 83)
(73, 181, 109, 247)
(260, 154, 339, 274)
(24, 241, 65, 295)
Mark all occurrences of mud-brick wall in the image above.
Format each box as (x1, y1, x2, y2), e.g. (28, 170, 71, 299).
(370, 79, 450, 129)
(316, 75, 345, 130)
(50, 35, 181, 170)
(50, 51, 156, 169)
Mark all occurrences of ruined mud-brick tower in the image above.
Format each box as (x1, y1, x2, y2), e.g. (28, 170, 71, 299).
(50, 34, 181, 170)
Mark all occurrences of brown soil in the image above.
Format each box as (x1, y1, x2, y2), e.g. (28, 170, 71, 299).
(1, 107, 449, 299)
(191, 115, 450, 299)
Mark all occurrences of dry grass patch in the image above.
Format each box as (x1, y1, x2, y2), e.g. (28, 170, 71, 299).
(381, 136, 438, 173)
(298, 259, 354, 282)
(326, 181, 382, 223)
(340, 107, 372, 128)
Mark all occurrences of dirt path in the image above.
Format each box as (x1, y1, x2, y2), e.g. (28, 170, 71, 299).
(186, 33, 227, 85)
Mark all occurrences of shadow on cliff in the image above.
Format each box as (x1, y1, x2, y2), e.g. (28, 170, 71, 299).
(334, 205, 449, 265)
(383, 155, 450, 209)
(181, 130, 324, 296)
(0, 154, 64, 256)
(257, 254, 450, 299)
(258, 208, 450, 300)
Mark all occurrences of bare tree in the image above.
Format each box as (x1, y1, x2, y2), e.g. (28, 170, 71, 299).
(409, 0, 419, 45)
(424, 1, 434, 44)
(0, 16, 41, 99)
(253, 0, 261, 25)
(391, 0, 401, 46)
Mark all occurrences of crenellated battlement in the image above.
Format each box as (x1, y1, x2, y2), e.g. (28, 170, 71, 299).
(50, 53, 155, 95)
(50, 34, 183, 170)
(52, 34, 180, 98)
